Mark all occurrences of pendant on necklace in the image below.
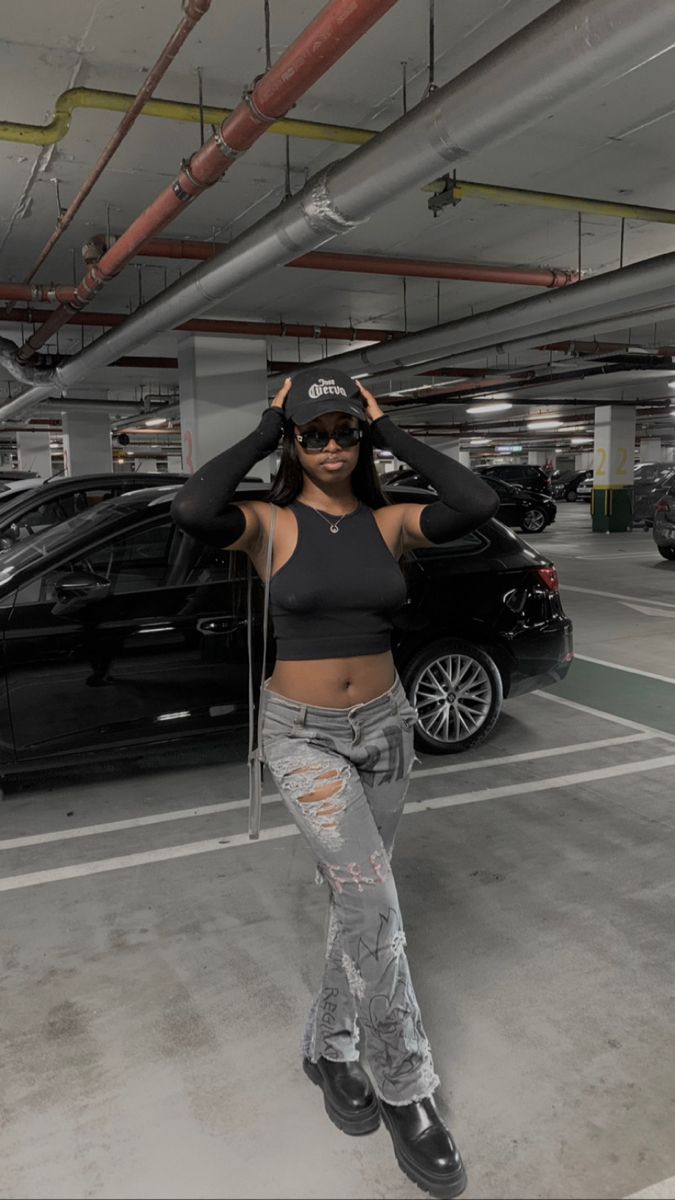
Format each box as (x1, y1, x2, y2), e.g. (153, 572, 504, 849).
(329, 523, 339, 533)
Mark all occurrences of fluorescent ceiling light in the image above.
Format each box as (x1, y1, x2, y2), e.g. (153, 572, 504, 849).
(668, 381, 675, 389)
(571, 436, 593, 444)
(527, 420, 561, 430)
(145, 417, 167, 427)
(469, 438, 490, 445)
(353, 372, 370, 380)
(466, 401, 513, 414)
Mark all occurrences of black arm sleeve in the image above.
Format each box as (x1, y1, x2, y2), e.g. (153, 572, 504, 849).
(170, 407, 284, 547)
(371, 415, 499, 542)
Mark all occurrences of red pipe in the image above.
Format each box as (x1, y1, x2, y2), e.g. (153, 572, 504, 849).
(138, 238, 579, 287)
(1, 305, 395, 343)
(0, 283, 77, 303)
(24, 0, 212, 283)
(17, 0, 398, 362)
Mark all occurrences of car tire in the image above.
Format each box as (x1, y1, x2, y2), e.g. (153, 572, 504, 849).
(521, 507, 547, 533)
(401, 637, 503, 755)
(657, 545, 675, 561)
(565, 489, 578, 502)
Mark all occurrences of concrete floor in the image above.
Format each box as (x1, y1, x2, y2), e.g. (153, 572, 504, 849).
(1, 505, 674, 1200)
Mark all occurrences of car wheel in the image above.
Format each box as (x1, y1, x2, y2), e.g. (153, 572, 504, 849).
(401, 637, 503, 755)
(657, 545, 675, 561)
(521, 507, 547, 533)
(565, 489, 578, 502)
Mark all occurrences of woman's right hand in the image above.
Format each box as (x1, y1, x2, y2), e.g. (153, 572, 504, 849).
(271, 377, 292, 410)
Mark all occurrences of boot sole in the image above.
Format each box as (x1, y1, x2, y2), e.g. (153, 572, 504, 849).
(379, 1101, 468, 1199)
(303, 1059, 380, 1136)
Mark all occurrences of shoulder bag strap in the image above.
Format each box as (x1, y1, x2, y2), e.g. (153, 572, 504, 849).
(247, 503, 277, 840)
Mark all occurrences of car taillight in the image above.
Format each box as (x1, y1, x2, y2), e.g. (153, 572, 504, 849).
(535, 566, 559, 591)
(655, 498, 670, 513)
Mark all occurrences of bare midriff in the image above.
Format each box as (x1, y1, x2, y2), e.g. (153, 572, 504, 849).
(267, 651, 396, 708)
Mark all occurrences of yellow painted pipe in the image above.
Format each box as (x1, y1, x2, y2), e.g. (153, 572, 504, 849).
(0, 86, 376, 147)
(423, 176, 675, 225)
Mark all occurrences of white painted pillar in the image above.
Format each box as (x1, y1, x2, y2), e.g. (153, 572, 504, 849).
(575, 451, 593, 470)
(16, 430, 53, 479)
(61, 410, 112, 475)
(592, 405, 636, 531)
(178, 334, 268, 474)
(528, 449, 546, 466)
(663, 445, 674, 464)
(638, 438, 662, 462)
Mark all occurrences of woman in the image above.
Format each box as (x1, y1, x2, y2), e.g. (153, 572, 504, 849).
(171, 366, 498, 1199)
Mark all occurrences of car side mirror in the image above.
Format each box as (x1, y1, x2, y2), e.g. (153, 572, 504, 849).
(51, 571, 111, 618)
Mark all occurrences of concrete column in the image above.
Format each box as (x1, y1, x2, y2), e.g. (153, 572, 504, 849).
(167, 455, 183, 473)
(178, 334, 268, 474)
(528, 449, 546, 466)
(459, 449, 471, 468)
(663, 445, 674, 464)
(575, 451, 593, 470)
(16, 431, 52, 479)
(591, 405, 636, 532)
(61, 410, 112, 476)
(638, 438, 662, 462)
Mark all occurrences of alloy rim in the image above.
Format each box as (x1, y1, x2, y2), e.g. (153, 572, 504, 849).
(413, 653, 492, 743)
(523, 508, 546, 532)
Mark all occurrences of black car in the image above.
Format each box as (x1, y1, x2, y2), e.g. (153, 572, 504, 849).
(0, 471, 187, 550)
(387, 469, 557, 534)
(652, 473, 675, 560)
(0, 483, 572, 785)
(551, 469, 592, 502)
(476, 463, 552, 495)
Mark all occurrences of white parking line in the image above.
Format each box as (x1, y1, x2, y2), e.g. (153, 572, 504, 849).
(575, 654, 675, 686)
(626, 1175, 675, 1199)
(562, 585, 675, 608)
(3, 751, 675, 892)
(574, 552, 657, 560)
(535, 691, 675, 745)
(0, 734, 657, 851)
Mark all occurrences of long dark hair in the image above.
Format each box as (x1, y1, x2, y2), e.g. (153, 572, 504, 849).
(267, 418, 389, 510)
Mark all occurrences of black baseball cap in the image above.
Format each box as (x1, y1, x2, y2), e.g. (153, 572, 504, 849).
(284, 366, 366, 425)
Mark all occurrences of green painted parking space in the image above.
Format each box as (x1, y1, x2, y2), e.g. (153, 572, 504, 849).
(547, 658, 675, 737)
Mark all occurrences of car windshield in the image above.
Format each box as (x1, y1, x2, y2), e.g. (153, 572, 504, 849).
(0, 486, 178, 590)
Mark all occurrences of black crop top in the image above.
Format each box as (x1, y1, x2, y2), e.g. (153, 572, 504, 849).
(269, 500, 407, 660)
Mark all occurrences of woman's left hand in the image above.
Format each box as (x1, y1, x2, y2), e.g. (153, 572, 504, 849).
(355, 380, 385, 424)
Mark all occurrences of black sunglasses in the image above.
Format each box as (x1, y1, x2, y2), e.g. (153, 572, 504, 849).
(295, 427, 363, 452)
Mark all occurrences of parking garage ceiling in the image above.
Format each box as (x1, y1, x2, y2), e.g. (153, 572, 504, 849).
(1, 0, 675, 445)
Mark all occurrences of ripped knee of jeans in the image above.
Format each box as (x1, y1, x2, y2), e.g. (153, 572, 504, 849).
(279, 761, 349, 847)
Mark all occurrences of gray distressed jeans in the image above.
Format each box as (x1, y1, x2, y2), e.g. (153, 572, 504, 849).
(261, 673, 440, 1106)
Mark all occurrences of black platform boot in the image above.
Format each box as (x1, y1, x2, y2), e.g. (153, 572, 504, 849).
(303, 1056, 380, 1135)
(379, 1094, 467, 1198)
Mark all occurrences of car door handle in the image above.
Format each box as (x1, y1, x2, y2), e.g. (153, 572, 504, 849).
(196, 616, 246, 635)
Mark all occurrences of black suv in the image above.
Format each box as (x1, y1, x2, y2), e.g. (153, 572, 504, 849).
(477, 464, 552, 494)
(551, 469, 592, 502)
(0, 472, 186, 550)
(387, 469, 556, 534)
(0, 483, 572, 782)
